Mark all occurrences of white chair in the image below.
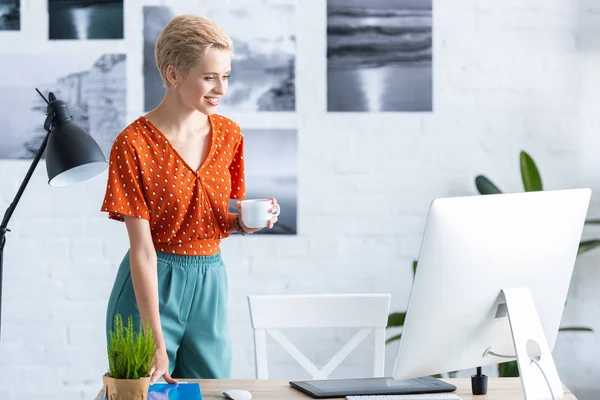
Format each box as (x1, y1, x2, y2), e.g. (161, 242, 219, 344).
(247, 293, 391, 379)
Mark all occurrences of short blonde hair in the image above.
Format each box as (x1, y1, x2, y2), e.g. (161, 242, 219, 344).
(155, 15, 233, 87)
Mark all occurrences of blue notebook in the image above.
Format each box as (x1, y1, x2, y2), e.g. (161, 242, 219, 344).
(105, 383, 202, 400)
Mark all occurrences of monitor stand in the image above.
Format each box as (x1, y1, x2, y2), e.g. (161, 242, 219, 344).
(480, 287, 564, 400)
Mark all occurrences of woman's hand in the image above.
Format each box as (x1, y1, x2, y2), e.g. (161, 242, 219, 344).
(236, 197, 279, 233)
(149, 347, 178, 384)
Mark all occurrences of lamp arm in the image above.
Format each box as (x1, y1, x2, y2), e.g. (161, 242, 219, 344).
(1, 88, 52, 230)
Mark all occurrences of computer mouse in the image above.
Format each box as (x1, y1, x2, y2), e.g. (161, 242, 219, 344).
(222, 389, 253, 400)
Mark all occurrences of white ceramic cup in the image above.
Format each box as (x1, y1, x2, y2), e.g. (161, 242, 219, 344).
(240, 199, 281, 229)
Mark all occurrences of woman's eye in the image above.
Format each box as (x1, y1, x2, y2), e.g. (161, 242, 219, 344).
(204, 75, 230, 81)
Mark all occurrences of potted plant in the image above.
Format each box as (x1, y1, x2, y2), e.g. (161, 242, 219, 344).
(104, 314, 155, 400)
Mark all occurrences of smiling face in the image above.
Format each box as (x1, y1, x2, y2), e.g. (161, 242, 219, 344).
(174, 47, 232, 115)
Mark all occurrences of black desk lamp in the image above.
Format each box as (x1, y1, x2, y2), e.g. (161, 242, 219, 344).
(0, 89, 109, 335)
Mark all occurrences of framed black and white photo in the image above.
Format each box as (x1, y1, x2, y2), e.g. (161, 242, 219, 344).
(229, 129, 298, 235)
(143, 2, 296, 113)
(327, 0, 432, 112)
(48, 0, 124, 40)
(0, 53, 126, 159)
(0, 0, 19, 31)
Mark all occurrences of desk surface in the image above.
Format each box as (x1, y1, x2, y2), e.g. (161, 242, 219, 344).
(95, 377, 576, 399)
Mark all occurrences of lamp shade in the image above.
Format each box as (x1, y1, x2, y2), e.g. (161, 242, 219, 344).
(46, 119, 108, 187)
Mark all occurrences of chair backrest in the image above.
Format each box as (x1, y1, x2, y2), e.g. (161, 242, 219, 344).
(247, 293, 391, 380)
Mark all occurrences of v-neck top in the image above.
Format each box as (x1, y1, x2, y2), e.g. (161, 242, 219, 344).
(100, 114, 246, 255)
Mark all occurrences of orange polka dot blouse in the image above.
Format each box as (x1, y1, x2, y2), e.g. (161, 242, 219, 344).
(101, 114, 246, 255)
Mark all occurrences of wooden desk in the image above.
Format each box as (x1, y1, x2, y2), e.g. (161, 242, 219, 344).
(95, 377, 577, 399)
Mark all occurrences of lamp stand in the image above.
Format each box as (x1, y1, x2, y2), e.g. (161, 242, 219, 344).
(0, 89, 54, 337)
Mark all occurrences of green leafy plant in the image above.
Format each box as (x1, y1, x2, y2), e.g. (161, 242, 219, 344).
(387, 150, 595, 378)
(107, 314, 155, 380)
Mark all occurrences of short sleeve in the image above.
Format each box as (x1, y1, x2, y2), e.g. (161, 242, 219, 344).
(101, 136, 150, 222)
(229, 134, 246, 200)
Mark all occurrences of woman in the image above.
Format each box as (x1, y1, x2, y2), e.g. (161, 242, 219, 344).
(101, 14, 278, 384)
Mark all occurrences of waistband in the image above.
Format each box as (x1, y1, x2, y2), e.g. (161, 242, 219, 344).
(156, 250, 223, 268)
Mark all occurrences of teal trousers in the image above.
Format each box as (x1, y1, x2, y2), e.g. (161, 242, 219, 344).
(106, 250, 231, 379)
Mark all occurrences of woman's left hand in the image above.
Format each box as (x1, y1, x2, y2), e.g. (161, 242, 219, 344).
(235, 197, 279, 233)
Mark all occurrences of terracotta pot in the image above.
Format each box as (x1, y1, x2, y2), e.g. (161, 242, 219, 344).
(103, 373, 151, 400)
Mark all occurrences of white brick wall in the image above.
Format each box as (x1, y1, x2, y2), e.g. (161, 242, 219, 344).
(1, 0, 600, 399)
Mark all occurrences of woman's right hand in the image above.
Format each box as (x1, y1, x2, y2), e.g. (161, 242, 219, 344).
(149, 347, 178, 384)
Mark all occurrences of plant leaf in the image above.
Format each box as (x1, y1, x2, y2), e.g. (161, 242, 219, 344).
(578, 240, 600, 255)
(498, 360, 520, 377)
(519, 151, 543, 192)
(386, 334, 402, 344)
(387, 312, 406, 328)
(585, 219, 600, 224)
(475, 175, 502, 195)
(559, 326, 593, 332)
(412, 260, 418, 277)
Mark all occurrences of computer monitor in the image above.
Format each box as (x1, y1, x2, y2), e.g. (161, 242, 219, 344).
(393, 188, 591, 400)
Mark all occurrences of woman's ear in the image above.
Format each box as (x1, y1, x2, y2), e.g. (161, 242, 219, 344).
(165, 65, 178, 87)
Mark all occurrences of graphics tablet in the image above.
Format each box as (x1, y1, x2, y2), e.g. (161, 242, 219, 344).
(289, 376, 456, 399)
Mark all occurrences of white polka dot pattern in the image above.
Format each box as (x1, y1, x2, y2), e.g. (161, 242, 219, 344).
(101, 114, 246, 255)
